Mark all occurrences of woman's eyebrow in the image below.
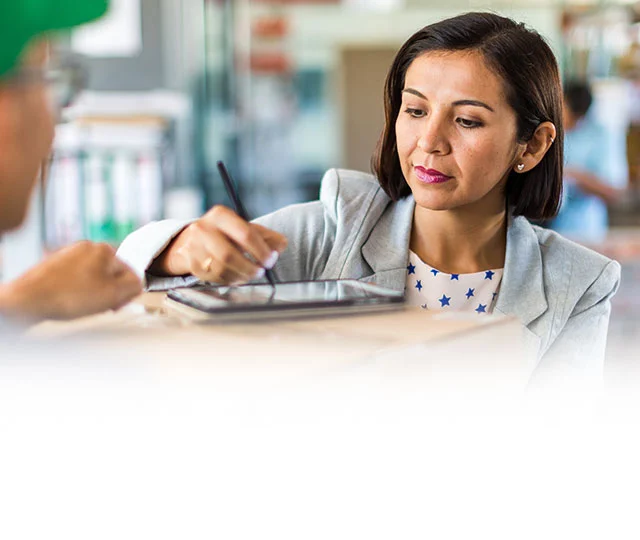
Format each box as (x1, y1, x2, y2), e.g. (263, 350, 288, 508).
(452, 99, 494, 112)
(402, 88, 495, 112)
(402, 88, 428, 100)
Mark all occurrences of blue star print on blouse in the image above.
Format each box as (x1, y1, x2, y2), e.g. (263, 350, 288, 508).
(405, 251, 503, 315)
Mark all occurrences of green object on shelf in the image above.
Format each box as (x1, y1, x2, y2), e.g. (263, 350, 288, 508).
(88, 221, 115, 244)
(114, 221, 136, 244)
(84, 152, 116, 244)
(0, 0, 109, 78)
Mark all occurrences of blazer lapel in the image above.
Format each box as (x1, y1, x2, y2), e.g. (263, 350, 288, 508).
(360, 196, 415, 291)
(494, 216, 548, 327)
(359, 203, 548, 327)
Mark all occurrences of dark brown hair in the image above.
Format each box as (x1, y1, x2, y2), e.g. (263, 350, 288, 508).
(371, 12, 564, 220)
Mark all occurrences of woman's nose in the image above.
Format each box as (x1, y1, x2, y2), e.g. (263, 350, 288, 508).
(417, 117, 449, 154)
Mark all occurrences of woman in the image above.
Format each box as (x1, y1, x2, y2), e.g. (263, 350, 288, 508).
(119, 12, 620, 370)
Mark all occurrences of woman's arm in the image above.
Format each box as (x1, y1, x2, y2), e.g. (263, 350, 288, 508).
(116, 168, 356, 291)
(148, 205, 287, 283)
(116, 211, 287, 291)
(534, 260, 621, 382)
(116, 218, 197, 290)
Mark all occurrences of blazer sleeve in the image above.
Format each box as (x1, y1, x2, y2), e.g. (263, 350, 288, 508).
(534, 259, 621, 383)
(116, 169, 344, 290)
(253, 168, 342, 282)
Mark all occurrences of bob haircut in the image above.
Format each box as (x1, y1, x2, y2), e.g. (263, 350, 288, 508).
(371, 12, 564, 220)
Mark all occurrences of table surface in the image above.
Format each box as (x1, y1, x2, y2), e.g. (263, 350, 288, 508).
(24, 292, 529, 383)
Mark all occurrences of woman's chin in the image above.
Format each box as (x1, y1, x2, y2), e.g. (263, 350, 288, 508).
(411, 195, 457, 212)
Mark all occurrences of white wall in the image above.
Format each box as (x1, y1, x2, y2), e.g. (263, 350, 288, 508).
(268, 5, 562, 69)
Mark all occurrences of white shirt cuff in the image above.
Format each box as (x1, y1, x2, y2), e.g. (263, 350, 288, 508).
(116, 219, 195, 290)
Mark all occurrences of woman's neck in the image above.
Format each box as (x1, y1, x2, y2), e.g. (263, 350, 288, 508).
(409, 205, 507, 275)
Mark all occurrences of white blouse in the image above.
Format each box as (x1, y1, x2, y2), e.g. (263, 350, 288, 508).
(404, 250, 503, 314)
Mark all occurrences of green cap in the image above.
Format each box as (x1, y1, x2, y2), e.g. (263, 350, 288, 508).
(0, 0, 109, 77)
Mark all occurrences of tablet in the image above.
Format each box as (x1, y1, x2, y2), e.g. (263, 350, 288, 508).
(166, 279, 405, 322)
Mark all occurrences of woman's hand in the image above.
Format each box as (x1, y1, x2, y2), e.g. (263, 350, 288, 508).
(0, 241, 142, 322)
(150, 205, 288, 285)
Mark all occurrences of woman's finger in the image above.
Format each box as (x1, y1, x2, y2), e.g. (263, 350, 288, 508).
(202, 206, 279, 269)
(253, 223, 288, 253)
(189, 229, 264, 284)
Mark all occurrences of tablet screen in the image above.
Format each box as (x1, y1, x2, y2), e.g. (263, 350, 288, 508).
(193, 280, 396, 305)
(167, 279, 404, 316)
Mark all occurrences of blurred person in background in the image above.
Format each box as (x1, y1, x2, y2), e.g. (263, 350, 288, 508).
(0, 0, 141, 325)
(550, 79, 625, 243)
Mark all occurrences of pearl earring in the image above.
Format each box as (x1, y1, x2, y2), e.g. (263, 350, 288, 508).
(517, 163, 525, 172)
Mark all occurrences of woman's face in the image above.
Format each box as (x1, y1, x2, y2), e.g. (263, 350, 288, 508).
(395, 50, 525, 216)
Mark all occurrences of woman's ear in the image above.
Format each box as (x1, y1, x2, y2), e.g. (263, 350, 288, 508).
(512, 121, 557, 174)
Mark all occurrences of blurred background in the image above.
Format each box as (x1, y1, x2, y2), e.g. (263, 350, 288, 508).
(2, 0, 640, 376)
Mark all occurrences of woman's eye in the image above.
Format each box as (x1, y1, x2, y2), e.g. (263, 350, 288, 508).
(404, 107, 425, 118)
(457, 117, 482, 129)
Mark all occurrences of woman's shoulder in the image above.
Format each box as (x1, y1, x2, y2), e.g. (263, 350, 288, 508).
(526, 218, 621, 298)
(530, 220, 615, 267)
(256, 168, 394, 238)
(318, 168, 392, 221)
(319, 168, 386, 201)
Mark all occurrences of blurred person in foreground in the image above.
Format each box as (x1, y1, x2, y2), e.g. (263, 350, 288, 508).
(0, 0, 141, 325)
(550, 79, 626, 243)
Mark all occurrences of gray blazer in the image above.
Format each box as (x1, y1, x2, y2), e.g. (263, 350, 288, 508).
(118, 168, 621, 374)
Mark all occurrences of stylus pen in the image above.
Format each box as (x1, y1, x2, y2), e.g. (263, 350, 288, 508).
(216, 160, 277, 287)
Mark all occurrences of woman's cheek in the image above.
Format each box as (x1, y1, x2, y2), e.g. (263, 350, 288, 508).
(396, 127, 417, 159)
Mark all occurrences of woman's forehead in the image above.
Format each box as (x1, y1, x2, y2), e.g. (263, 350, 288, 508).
(403, 50, 506, 104)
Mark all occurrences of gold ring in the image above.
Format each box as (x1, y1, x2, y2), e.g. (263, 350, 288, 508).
(202, 256, 213, 273)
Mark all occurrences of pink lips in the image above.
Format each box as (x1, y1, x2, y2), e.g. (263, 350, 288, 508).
(414, 166, 452, 184)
